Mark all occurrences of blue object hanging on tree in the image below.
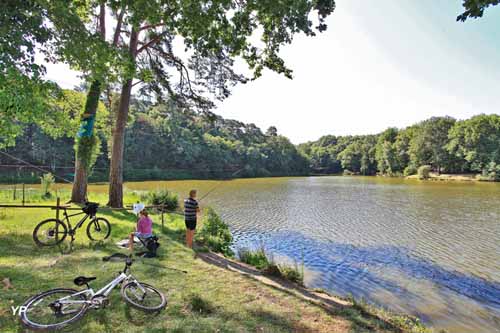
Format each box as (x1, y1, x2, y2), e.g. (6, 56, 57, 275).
(77, 114, 96, 138)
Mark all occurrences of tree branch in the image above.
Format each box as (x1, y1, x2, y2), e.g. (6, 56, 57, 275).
(136, 31, 169, 54)
(99, 3, 106, 39)
(139, 23, 167, 31)
(131, 80, 143, 87)
(113, 7, 125, 46)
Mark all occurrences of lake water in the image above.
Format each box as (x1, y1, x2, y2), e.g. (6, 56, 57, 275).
(96, 176, 499, 332)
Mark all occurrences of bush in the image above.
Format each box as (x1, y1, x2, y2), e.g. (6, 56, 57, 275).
(140, 189, 179, 211)
(40, 173, 55, 198)
(487, 162, 500, 181)
(417, 165, 431, 180)
(404, 165, 417, 176)
(478, 162, 500, 181)
(278, 263, 304, 285)
(196, 207, 234, 257)
(238, 247, 304, 285)
(238, 247, 269, 269)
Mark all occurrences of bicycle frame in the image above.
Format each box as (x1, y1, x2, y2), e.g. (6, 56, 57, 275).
(61, 209, 92, 233)
(54, 272, 146, 309)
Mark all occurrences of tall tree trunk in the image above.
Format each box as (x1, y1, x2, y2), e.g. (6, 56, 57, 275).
(107, 28, 139, 207)
(71, 159, 87, 202)
(70, 4, 106, 203)
(107, 79, 132, 207)
(71, 80, 101, 203)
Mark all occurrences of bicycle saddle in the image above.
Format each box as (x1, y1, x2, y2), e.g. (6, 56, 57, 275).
(74, 276, 96, 286)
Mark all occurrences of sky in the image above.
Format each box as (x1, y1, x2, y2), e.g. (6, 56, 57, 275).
(44, 0, 500, 144)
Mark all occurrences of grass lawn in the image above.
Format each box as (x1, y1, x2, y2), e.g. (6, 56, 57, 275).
(0, 191, 432, 333)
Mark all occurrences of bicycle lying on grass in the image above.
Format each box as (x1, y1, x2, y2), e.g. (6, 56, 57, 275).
(20, 253, 167, 331)
(32, 201, 111, 247)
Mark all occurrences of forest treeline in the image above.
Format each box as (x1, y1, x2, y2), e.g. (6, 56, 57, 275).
(1, 89, 499, 183)
(0, 91, 309, 183)
(298, 114, 500, 180)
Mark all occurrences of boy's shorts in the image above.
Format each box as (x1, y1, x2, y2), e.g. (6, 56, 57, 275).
(185, 220, 197, 231)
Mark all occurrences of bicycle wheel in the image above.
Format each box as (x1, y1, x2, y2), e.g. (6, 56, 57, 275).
(33, 219, 68, 246)
(121, 281, 167, 312)
(20, 288, 88, 331)
(86, 217, 111, 241)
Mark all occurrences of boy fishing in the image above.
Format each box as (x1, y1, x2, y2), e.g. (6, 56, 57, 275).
(184, 190, 200, 248)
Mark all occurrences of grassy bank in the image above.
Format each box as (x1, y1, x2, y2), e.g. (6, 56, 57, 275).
(0, 193, 433, 332)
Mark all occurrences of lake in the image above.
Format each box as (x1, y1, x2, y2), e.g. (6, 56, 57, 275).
(97, 176, 499, 332)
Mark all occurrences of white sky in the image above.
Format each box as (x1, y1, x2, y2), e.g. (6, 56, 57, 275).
(44, 0, 500, 144)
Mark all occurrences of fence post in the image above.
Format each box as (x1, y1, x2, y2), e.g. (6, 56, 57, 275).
(55, 197, 60, 243)
(22, 183, 25, 206)
(13, 184, 16, 201)
(161, 205, 165, 233)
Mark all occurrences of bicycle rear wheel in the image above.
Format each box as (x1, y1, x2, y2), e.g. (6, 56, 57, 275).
(121, 281, 167, 312)
(86, 217, 111, 241)
(20, 288, 88, 331)
(33, 219, 68, 246)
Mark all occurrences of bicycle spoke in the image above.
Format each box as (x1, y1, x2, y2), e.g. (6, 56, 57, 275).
(34, 220, 66, 246)
(23, 291, 86, 327)
(123, 283, 164, 309)
(87, 218, 111, 241)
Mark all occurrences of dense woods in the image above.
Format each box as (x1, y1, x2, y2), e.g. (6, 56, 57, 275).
(298, 114, 500, 180)
(0, 90, 308, 183)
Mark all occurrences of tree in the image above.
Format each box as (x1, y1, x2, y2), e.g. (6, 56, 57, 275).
(409, 117, 458, 174)
(266, 126, 278, 137)
(375, 128, 399, 175)
(71, 2, 109, 203)
(376, 141, 398, 175)
(102, 0, 336, 207)
(0, 0, 58, 147)
(1, 1, 118, 201)
(457, 0, 500, 21)
(338, 141, 362, 173)
(447, 114, 500, 174)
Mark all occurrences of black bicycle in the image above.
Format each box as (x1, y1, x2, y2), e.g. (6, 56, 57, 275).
(33, 202, 111, 246)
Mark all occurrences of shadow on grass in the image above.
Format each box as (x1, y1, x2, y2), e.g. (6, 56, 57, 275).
(180, 293, 317, 333)
(97, 209, 137, 223)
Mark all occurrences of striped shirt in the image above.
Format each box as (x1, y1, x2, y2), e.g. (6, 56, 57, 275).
(184, 198, 199, 221)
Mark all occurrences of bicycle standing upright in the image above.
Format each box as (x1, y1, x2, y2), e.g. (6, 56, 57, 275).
(32, 201, 111, 247)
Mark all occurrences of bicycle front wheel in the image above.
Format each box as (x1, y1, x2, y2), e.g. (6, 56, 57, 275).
(33, 219, 68, 246)
(20, 288, 88, 331)
(86, 217, 111, 241)
(121, 281, 167, 312)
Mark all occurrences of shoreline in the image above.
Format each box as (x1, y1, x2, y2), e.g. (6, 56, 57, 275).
(2, 172, 498, 187)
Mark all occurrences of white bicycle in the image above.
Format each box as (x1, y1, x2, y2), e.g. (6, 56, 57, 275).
(20, 254, 167, 331)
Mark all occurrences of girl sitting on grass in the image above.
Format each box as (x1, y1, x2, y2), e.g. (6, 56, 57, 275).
(128, 209, 152, 251)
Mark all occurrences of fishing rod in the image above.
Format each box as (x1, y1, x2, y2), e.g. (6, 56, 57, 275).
(198, 167, 245, 202)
